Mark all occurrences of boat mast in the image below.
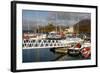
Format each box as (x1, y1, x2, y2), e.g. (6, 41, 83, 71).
(36, 12, 38, 34)
(78, 16, 79, 35)
(27, 15, 29, 35)
(56, 13, 57, 32)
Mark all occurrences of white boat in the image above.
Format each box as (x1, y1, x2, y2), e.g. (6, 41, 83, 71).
(23, 33, 47, 40)
(81, 42, 91, 48)
(47, 31, 65, 39)
(60, 36, 84, 45)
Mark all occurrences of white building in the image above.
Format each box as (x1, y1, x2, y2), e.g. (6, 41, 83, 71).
(64, 26, 74, 33)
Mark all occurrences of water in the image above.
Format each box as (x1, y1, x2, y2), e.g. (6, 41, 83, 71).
(23, 48, 61, 63)
(22, 48, 89, 63)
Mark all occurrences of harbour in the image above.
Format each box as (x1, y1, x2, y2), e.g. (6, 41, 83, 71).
(22, 10, 91, 63)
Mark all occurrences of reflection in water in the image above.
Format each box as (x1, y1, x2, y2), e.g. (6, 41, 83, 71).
(23, 48, 60, 62)
(22, 48, 87, 63)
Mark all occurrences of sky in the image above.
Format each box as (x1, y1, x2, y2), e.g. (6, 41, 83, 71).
(22, 10, 91, 30)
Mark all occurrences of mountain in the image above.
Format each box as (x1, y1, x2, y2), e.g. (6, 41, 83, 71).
(73, 19, 91, 33)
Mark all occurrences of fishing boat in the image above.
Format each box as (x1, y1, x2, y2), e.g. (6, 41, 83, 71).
(80, 42, 91, 58)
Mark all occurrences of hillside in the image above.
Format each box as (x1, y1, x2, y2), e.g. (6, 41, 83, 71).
(73, 19, 91, 33)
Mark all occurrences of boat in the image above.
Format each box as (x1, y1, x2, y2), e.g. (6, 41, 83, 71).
(67, 42, 91, 57)
(23, 33, 47, 40)
(47, 31, 65, 40)
(67, 43, 82, 56)
(54, 48, 68, 54)
(60, 35, 84, 47)
(80, 42, 91, 58)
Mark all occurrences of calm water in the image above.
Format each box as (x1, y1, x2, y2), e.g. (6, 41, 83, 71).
(22, 48, 87, 63)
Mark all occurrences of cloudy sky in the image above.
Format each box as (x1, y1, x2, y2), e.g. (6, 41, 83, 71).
(22, 10, 91, 30)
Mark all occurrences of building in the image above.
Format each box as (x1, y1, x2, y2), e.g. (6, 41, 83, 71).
(64, 26, 74, 34)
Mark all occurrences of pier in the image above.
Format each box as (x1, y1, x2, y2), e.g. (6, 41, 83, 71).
(23, 39, 67, 49)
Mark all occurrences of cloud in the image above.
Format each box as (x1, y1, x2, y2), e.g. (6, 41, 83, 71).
(22, 10, 91, 30)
